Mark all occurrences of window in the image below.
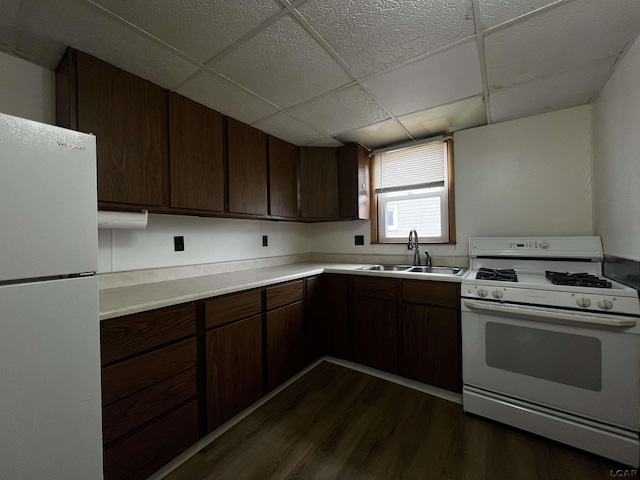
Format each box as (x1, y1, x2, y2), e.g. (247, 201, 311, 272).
(373, 138, 455, 244)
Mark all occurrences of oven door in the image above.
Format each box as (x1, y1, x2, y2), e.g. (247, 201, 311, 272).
(462, 300, 640, 430)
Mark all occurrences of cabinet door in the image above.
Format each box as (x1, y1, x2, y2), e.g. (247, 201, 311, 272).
(206, 315, 263, 431)
(299, 147, 339, 219)
(266, 302, 305, 391)
(400, 303, 460, 392)
(169, 93, 225, 212)
(269, 136, 298, 218)
(338, 143, 370, 220)
(75, 51, 169, 206)
(307, 275, 349, 361)
(352, 297, 397, 374)
(228, 118, 268, 216)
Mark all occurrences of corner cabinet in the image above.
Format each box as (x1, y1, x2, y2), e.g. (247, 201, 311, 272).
(338, 143, 370, 220)
(228, 118, 268, 216)
(56, 49, 169, 208)
(299, 147, 339, 219)
(268, 136, 299, 219)
(169, 93, 225, 213)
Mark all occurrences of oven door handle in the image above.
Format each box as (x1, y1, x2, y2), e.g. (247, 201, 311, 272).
(463, 300, 637, 327)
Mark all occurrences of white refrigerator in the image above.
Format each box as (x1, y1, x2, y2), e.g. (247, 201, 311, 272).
(0, 113, 104, 479)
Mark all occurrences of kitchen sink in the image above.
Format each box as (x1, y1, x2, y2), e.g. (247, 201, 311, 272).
(358, 265, 466, 276)
(407, 266, 464, 275)
(359, 264, 412, 271)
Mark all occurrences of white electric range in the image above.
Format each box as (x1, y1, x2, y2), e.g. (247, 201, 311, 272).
(461, 236, 640, 466)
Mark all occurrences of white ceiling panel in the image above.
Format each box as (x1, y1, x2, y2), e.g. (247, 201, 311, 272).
(333, 119, 411, 150)
(252, 112, 325, 146)
(304, 137, 344, 147)
(210, 14, 352, 109)
(287, 84, 389, 136)
(363, 41, 482, 116)
(297, 0, 475, 78)
(18, 0, 198, 89)
(89, 0, 282, 63)
(0, 0, 22, 29)
(489, 57, 616, 123)
(398, 95, 487, 138)
(479, 0, 559, 30)
(177, 69, 278, 125)
(485, 0, 640, 90)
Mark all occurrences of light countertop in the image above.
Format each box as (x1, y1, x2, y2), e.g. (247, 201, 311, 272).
(99, 262, 464, 321)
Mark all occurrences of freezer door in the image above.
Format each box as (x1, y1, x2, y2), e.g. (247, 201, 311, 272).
(0, 113, 97, 282)
(0, 276, 103, 480)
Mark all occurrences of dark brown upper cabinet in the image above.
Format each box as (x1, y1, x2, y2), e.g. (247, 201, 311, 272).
(227, 118, 268, 216)
(299, 147, 339, 219)
(56, 49, 169, 207)
(268, 136, 299, 219)
(338, 143, 370, 220)
(169, 93, 225, 212)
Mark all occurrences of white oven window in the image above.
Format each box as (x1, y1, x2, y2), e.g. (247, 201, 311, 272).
(485, 322, 602, 391)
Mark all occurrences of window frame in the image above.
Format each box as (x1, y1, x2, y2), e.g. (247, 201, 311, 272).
(370, 138, 456, 245)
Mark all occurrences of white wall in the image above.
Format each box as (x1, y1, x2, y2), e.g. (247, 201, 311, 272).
(592, 37, 640, 260)
(0, 51, 54, 124)
(98, 215, 312, 273)
(310, 106, 594, 257)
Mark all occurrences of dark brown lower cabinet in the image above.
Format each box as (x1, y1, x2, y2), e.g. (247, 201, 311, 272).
(206, 315, 263, 432)
(266, 301, 306, 391)
(352, 296, 398, 374)
(400, 303, 460, 392)
(306, 274, 349, 361)
(103, 401, 199, 480)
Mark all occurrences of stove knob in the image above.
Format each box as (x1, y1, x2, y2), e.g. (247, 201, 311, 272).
(539, 241, 549, 249)
(492, 290, 503, 299)
(576, 297, 591, 308)
(597, 299, 614, 310)
(477, 288, 488, 298)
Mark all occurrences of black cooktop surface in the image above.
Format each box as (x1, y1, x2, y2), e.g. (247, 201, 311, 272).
(476, 268, 518, 282)
(545, 271, 612, 288)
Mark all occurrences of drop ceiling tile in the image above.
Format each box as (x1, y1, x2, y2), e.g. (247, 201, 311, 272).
(489, 57, 616, 123)
(484, 0, 640, 90)
(287, 84, 389, 136)
(90, 0, 282, 63)
(479, 0, 558, 29)
(297, 0, 475, 78)
(363, 41, 482, 117)
(398, 95, 487, 138)
(304, 137, 344, 147)
(17, 0, 198, 89)
(177, 69, 278, 125)
(210, 14, 352, 109)
(333, 119, 411, 150)
(252, 112, 325, 146)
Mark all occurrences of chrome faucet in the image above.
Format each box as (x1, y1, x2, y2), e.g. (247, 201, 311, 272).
(407, 230, 419, 266)
(424, 250, 432, 268)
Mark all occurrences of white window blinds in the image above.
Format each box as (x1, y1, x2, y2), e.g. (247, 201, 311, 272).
(374, 141, 446, 194)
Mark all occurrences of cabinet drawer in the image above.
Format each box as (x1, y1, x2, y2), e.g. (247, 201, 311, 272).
(352, 276, 397, 300)
(205, 289, 262, 330)
(266, 280, 303, 311)
(100, 303, 196, 365)
(102, 367, 197, 444)
(402, 280, 459, 309)
(102, 338, 197, 406)
(103, 400, 199, 480)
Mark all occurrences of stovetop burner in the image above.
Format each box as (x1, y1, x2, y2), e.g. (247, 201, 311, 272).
(476, 268, 518, 282)
(545, 271, 612, 288)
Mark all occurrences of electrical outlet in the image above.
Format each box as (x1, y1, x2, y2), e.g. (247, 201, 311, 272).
(262, 235, 268, 247)
(174, 236, 184, 252)
(355, 235, 365, 245)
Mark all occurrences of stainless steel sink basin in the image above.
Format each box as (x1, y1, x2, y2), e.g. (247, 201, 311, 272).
(407, 266, 464, 275)
(358, 265, 465, 276)
(359, 264, 411, 271)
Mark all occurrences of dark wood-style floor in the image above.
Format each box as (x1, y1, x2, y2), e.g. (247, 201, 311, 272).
(163, 362, 619, 480)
